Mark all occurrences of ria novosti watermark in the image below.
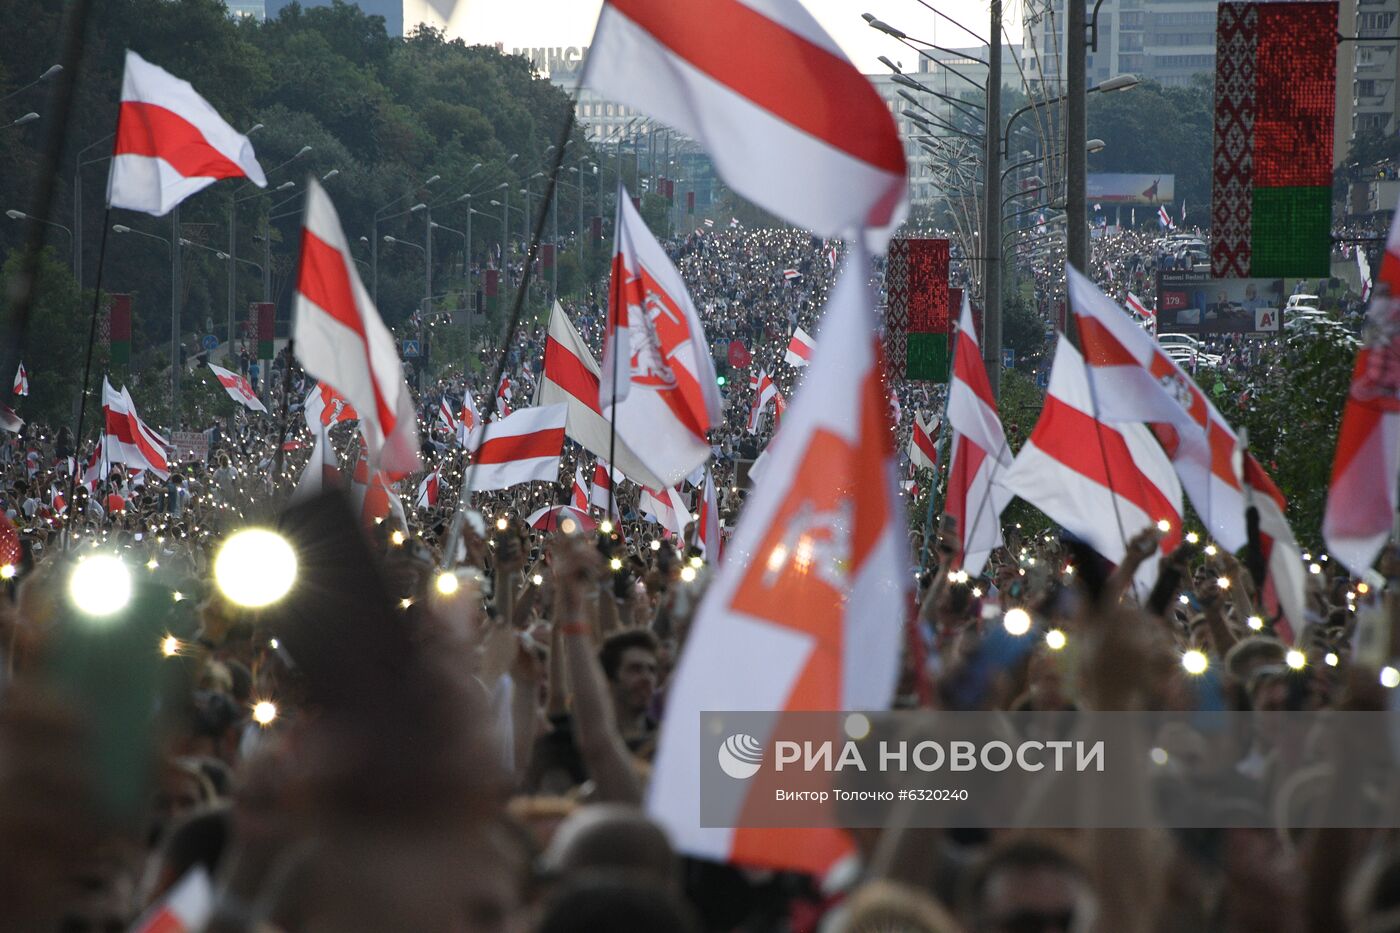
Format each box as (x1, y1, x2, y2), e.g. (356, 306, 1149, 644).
(700, 710, 1400, 829)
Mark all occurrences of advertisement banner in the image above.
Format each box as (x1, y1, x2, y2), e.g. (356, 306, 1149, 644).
(1155, 271, 1285, 334)
(1086, 173, 1175, 205)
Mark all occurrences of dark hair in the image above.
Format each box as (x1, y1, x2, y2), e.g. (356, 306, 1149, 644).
(962, 836, 1086, 916)
(537, 873, 700, 933)
(160, 804, 231, 881)
(598, 630, 659, 682)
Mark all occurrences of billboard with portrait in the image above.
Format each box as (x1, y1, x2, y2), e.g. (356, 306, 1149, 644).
(1086, 173, 1175, 205)
(1155, 271, 1285, 334)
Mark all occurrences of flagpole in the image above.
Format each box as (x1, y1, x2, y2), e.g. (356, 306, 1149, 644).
(270, 337, 296, 493)
(443, 102, 577, 565)
(65, 208, 113, 551)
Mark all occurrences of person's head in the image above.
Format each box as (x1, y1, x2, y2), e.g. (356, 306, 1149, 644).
(536, 873, 701, 933)
(540, 804, 677, 888)
(598, 630, 659, 718)
(964, 836, 1093, 933)
(834, 880, 960, 933)
(1224, 636, 1287, 688)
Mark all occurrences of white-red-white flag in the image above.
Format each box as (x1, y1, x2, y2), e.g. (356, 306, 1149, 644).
(908, 411, 939, 473)
(646, 244, 908, 877)
(470, 404, 568, 492)
(1125, 291, 1155, 335)
(1244, 457, 1303, 643)
(292, 429, 341, 502)
(589, 459, 625, 516)
(129, 866, 212, 933)
(640, 484, 690, 538)
(350, 436, 406, 530)
(1325, 209, 1400, 578)
(946, 294, 1013, 576)
(496, 373, 513, 418)
(537, 300, 664, 487)
(584, 0, 906, 244)
(571, 463, 590, 511)
(102, 378, 170, 479)
(303, 381, 358, 435)
(782, 268, 801, 281)
(747, 370, 778, 434)
(600, 187, 720, 485)
(695, 466, 721, 559)
(415, 466, 442, 510)
(207, 361, 266, 412)
(107, 50, 265, 216)
(1000, 339, 1183, 595)
(437, 397, 457, 434)
(11, 362, 27, 397)
(294, 178, 420, 476)
(784, 327, 815, 368)
(1070, 266, 1246, 549)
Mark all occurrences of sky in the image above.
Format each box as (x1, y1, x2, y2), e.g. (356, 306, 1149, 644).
(430, 0, 1022, 75)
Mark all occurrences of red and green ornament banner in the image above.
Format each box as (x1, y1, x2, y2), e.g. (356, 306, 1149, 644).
(1211, 0, 1337, 278)
(884, 238, 950, 382)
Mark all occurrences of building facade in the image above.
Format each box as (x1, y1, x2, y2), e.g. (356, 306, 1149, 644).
(1021, 0, 1218, 88)
(1335, 0, 1400, 166)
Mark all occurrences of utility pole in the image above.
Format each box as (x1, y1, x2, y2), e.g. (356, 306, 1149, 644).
(425, 204, 433, 319)
(982, 0, 1004, 399)
(171, 205, 182, 432)
(1066, 0, 1088, 277)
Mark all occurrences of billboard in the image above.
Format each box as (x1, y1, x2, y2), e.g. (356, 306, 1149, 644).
(1085, 174, 1175, 205)
(1155, 271, 1284, 334)
(885, 238, 950, 381)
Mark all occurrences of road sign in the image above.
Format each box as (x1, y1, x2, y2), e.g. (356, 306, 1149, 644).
(402, 338, 421, 358)
(201, 334, 219, 351)
(1035, 370, 1049, 389)
(1002, 348, 1015, 370)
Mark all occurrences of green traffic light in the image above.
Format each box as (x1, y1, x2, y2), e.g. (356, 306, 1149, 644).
(717, 375, 726, 386)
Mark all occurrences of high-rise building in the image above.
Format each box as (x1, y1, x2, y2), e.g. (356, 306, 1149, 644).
(1335, 0, 1400, 166)
(1021, 0, 1218, 89)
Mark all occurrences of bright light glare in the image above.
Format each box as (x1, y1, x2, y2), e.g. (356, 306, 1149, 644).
(1181, 649, 1209, 676)
(69, 554, 132, 617)
(680, 566, 697, 583)
(435, 571, 460, 596)
(214, 528, 297, 608)
(1045, 629, 1067, 651)
(1185, 532, 1199, 545)
(1216, 576, 1231, 590)
(600, 520, 614, 534)
(1003, 608, 1032, 636)
(1324, 652, 1339, 667)
(495, 517, 509, 531)
(0, 564, 15, 580)
(1156, 519, 1171, 533)
(689, 556, 703, 568)
(252, 700, 278, 726)
(1308, 563, 1322, 575)
(1382, 666, 1400, 689)
(1285, 649, 1306, 670)
(1247, 615, 1264, 631)
(531, 573, 544, 586)
(609, 557, 623, 571)
(1204, 545, 1218, 557)
(650, 540, 661, 552)
(390, 529, 405, 546)
(161, 635, 180, 657)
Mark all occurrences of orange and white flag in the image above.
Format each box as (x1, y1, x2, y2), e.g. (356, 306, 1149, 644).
(646, 244, 908, 878)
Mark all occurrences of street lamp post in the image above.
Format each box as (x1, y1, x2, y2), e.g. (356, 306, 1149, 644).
(5, 209, 74, 271)
(1067, 0, 1088, 277)
(373, 173, 440, 306)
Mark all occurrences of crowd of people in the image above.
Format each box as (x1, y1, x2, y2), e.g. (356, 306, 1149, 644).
(0, 216, 1397, 933)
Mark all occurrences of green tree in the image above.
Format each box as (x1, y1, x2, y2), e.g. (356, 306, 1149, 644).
(0, 247, 106, 429)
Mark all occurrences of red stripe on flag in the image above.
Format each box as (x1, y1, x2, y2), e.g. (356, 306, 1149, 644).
(1034, 396, 1180, 536)
(114, 102, 246, 180)
(913, 421, 939, 465)
(952, 328, 996, 410)
(609, 0, 904, 175)
(474, 428, 565, 465)
(298, 229, 397, 435)
(1075, 316, 1140, 368)
(544, 336, 602, 414)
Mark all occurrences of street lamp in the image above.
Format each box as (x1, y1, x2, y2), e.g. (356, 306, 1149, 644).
(0, 64, 61, 103)
(372, 173, 440, 305)
(5, 209, 74, 271)
(1002, 75, 1137, 158)
(228, 142, 309, 348)
(5, 112, 39, 129)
